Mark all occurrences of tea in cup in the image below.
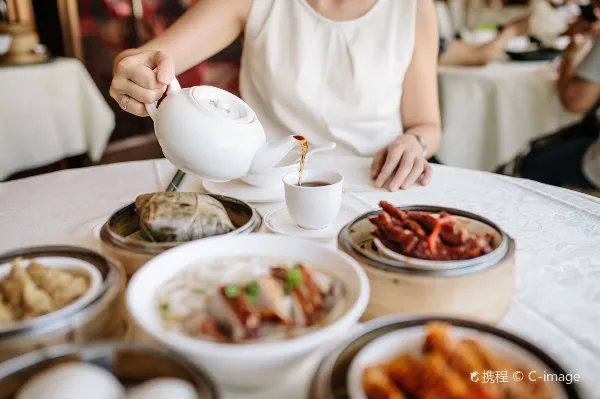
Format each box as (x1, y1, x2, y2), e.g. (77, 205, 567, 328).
(282, 170, 343, 230)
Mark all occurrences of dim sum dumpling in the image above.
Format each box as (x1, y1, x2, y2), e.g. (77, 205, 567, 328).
(0, 294, 14, 323)
(1, 260, 54, 317)
(135, 193, 235, 243)
(27, 261, 89, 308)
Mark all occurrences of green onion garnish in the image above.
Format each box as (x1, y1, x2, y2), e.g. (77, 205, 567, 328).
(159, 303, 169, 312)
(287, 267, 302, 289)
(224, 285, 241, 298)
(245, 280, 259, 297)
(245, 280, 259, 303)
(283, 267, 302, 295)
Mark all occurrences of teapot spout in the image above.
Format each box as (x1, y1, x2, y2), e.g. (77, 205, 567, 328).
(249, 135, 307, 174)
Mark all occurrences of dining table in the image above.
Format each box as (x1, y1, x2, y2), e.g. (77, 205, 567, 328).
(437, 60, 581, 171)
(0, 57, 115, 180)
(0, 155, 599, 398)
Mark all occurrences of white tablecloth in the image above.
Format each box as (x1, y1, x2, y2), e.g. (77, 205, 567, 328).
(437, 61, 581, 171)
(0, 58, 115, 180)
(1, 156, 599, 398)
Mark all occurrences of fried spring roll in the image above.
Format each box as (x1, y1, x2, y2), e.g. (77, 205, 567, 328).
(462, 339, 552, 399)
(386, 354, 451, 399)
(363, 366, 407, 399)
(424, 324, 501, 397)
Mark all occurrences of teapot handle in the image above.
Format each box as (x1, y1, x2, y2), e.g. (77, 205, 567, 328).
(145, 78, 182, 121)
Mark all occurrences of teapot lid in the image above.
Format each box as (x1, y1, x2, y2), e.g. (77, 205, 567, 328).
(191, 86, 256, 124)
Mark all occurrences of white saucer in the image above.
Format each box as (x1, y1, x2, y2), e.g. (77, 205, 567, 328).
(203, 179, 285, 203)
(264, 207, 357, 239)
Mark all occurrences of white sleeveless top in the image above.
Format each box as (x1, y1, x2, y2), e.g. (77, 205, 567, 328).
(239, 0, 417, 156)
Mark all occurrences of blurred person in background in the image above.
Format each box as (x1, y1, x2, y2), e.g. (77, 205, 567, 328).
(109, 0, 443, 192)
(436, 0, 532, 66)
(518, 1, 600, 189)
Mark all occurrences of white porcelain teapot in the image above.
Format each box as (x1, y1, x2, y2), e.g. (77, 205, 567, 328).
(146, 78, 306, 182)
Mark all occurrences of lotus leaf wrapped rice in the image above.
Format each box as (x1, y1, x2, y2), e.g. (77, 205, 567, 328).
(135, 193, 235, 243)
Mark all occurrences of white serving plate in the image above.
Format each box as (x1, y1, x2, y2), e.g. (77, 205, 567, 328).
(347, 323, 568, 399)
(127, 234, 370, 389)
(0, 256, 103, 334)
(372, 214, 507, 270)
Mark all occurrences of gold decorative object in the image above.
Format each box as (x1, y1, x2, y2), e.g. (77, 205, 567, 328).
(0, 0, 48, 65)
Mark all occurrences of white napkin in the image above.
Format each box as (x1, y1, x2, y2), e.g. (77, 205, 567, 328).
(530, 0, 569, 46)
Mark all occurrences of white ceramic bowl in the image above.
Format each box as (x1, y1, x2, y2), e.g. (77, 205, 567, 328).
(347, 317, 570, 399)
(240, 163, 299, 187)
(127, 234, 370, 388)
(0, 256, 104, 334)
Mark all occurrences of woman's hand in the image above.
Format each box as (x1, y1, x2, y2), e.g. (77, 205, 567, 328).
(110, 50, 176, 116)
(564, 6, 600, 37)
(370, 135, 433, 191)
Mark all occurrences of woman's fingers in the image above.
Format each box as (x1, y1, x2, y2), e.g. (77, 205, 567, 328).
(388, 151, 416, 191)
(371, 149, 386, 179)
(421, 161, 433, 186)
(110, 50, 177, 117)
(401, 157, 425, 190)
(109, 87, 148, 116)
(375, 147, 403, 188)
(116, 57, 164, 90)
(152, 51, 176, 85)
(111, 77, 166, 104)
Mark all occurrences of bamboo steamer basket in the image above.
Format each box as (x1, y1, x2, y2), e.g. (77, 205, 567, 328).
(0, 246, 126, 363)
(338, 205, 515, 324)
(99, 194, 262, 277)
(0, 342, 220, 399)
(309, 316, 582, 399)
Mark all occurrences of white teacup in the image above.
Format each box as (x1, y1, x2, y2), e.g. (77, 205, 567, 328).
(282, 169, 344, 230)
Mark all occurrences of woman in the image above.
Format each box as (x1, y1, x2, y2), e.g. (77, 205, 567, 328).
(110, 0, 441, 191)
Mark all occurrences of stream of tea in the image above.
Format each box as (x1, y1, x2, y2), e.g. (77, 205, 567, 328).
(295, 136, 308, 186)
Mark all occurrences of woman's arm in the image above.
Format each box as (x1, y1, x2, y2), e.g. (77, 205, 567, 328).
(557, 41, 600, 113)
(371, 0, 441, 191)
(136, 0, 250, 75)
(401, 0, 442, 157)
(110, 0, 250, 116)
(558, 7, 600, 113)
(439, 16, 530, 66)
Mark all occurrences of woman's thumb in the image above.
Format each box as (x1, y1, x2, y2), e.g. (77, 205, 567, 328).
(152, 51, 176, 85)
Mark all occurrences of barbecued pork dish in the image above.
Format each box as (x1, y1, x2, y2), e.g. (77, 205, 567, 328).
(363, 323, 552, 399)
(370, 202, 495, 261)
(156, 258, 345, 343)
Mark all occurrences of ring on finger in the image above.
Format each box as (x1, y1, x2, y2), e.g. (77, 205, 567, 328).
(119, 95, 130, 111)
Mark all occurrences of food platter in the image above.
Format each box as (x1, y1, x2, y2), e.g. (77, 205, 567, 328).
(0, 246, 126, 364)
(308, 316, 583, 399)
(344, 204, 511, 273)
(0, 256, 103, 334)
(126, 234, 370, 388)
(0, 342, 221, 399)
(338, 204, 516, 323)
(99, 193, 262, 276)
